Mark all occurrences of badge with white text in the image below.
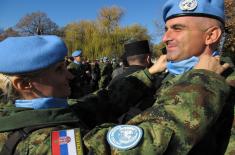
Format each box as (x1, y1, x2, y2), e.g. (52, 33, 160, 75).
(51, 128, 84, 155)
(107, 125, 143, 150)
(179, 0, 198, 11)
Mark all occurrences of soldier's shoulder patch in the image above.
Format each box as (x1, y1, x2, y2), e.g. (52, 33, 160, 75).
(107, 125, 143, 150)
(51, 128, 83, 155)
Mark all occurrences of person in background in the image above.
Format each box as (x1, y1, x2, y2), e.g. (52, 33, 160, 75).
(90, 60, 101, 92)
(110, 40, 152, 85)
(99, 57, 113, 88)
(67, 50, 88, 98)
(111, 53, 129, 79)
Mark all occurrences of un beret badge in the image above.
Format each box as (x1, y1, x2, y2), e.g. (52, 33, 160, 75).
(107, 125, 143, 150)
(179, 0, 198, 11)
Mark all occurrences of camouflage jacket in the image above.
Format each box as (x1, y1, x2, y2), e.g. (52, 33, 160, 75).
(83, 69, 233, 155)
(0, 105, 88, 155)
(67, 62, 88, 98)
(154, 67, 235, 155)
(84, 57, 235, 155)
(0, 69, 154, 155)
(99, 62, 113, 89)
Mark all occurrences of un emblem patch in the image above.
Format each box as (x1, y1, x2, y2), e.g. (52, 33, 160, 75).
(107, 125, 143, 150)
(179, 0, 198, 11)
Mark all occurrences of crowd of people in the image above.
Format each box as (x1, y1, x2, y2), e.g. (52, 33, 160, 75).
(0, 0, 234, 155)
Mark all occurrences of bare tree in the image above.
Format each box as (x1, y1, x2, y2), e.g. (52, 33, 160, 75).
(224, 0, 235, 53)
(16, 11, 58, 35)
(0, 28, 19, 41)
(98, 6, 124, 33)
(154, 20, 165, 37)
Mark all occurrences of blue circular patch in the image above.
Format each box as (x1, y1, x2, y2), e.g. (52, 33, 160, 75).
(107, 125, 143, 150)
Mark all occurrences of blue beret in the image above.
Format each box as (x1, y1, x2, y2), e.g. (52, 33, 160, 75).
(72, 50, 82, 57)
(163, 0, 225, 24)
(0, 35, 67, 74)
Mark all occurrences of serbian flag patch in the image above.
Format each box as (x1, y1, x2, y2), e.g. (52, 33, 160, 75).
(51, 128, 83, 155)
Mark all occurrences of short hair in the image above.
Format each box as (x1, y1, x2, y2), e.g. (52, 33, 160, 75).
(126, 54, 149, 65)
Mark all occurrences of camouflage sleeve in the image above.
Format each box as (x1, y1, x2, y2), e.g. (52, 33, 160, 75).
(69, 69, 155, 128)
(67, 62, 76, 73)
(224, 67, 235, 155)
(225, 106, 235, 155)
(83, 69, 230, 155)
(15, 128, 52, 155)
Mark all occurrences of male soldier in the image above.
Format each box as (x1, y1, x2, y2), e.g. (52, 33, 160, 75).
(67, 50, 88, 98)
(111, 53, 129, 79)
(83, 0, 235, 154)
(109, 40, 153, 86)
(90, 60, 101, 92)
(99, 57, 113, 88)
(108, 40, 166, 123)
(111, 58, 120, 70)
(160, 1, 235, 153)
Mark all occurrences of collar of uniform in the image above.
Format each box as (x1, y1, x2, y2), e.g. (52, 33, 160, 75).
(73, 60, 81, 64)
(0, 105, 79, 132)
(15, 97, 68, 109)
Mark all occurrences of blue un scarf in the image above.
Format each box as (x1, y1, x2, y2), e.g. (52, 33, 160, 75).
(167, 56, 199, 75)
(15, 97, 68, 109)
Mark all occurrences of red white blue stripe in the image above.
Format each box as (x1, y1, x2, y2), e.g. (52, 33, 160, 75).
(51, 129, 82, 155)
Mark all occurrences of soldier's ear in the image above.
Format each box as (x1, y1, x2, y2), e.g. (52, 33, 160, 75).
(146, 55, 151, 64)
(205, 26, 222, 45)
(12, 77, 32, 92)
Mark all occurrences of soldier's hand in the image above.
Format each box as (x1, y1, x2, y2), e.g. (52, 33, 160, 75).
(148, 55, 167, 75)
(194, 54, 230, 74)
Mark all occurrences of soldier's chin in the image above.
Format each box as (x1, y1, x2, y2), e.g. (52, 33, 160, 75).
(166, 52, 180, 62)
(166, 55, 176, 61)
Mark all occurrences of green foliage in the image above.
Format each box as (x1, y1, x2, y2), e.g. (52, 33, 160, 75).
(0, 28, 19, 41)
(153, 42, 165, 58)
(63, 7, 151, 60)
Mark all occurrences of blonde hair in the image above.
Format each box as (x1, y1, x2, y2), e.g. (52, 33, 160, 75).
(0, 62, 64, 103)
(0, 74, 20, 103)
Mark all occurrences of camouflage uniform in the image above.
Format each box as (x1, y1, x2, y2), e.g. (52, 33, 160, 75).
(67, 62, 88, 98)
(90, 63, 101, 92)
(224, 69, 235, 155)
(99, 62, 113, 89)
(108, 65, 158, 123)
(0, 69, 154, 155)
(225, 106, 235, 155)
(0, 69, 234, 154)
(84, 68, 235, 155)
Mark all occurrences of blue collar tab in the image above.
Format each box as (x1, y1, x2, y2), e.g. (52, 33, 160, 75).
(73, 60, 80, 64)
(15, 97, 68, 109)
(167, 56, 199, 75)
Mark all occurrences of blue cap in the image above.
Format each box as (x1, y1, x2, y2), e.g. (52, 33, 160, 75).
(163, 0, 225, 24)
(72, 50, 82, 57)
(0, 35, 67, 74)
